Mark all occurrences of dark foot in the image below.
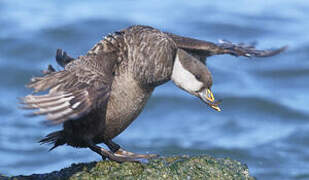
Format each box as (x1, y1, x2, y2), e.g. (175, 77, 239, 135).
(105, 140, 159, 159)
(114, 148, 159, 159)
(89, 144, 140, 163)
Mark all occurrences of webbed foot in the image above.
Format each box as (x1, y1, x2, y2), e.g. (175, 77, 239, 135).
(114, 148, 159, 159)
(89, 144, 158, 163)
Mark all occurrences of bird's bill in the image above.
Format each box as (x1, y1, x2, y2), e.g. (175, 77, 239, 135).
(199, 89, 221, 112)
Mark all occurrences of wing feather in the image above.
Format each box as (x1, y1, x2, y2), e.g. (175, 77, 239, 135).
(21, 53, 116, 125)
(166, 32, 287, 59)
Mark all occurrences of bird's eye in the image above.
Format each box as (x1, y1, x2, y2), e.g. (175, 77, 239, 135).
(195, 74, 201, 80)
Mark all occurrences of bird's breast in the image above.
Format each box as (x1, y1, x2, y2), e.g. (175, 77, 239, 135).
(103, 72, 153, 139)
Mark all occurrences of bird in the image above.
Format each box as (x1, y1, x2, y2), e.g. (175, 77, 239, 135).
(21, 25, 286, 162)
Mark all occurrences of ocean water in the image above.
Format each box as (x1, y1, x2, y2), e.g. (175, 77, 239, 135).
(0, 0, 309, 179)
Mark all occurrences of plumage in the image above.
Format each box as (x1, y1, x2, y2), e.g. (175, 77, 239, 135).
(166, 32, 287, 59)
(21, 25, 286, 162)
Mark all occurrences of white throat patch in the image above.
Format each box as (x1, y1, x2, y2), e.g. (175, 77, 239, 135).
(171, 54, 203, 94)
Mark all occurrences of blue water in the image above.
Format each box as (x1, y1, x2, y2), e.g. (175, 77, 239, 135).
(1, 0, 309, 179)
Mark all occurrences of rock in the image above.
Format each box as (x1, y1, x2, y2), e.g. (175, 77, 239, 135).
(4, 155, 255, 180)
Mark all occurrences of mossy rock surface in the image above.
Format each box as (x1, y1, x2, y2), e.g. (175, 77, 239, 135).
(3, 155, 255, 180)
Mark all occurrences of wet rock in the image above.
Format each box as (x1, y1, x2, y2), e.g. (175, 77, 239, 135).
(5, 155, 255, 180)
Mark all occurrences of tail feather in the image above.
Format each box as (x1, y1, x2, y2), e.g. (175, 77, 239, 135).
(39, 131, 65, 151)
(56, 49, 75, 68)
(27, 70, 69, 93)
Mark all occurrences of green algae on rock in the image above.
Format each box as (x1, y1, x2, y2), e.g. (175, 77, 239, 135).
(8, 155, 255, 180)
(0, 175, 8, 180)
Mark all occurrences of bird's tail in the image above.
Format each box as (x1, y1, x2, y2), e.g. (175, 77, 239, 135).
(56, 49, 75, 68)
(39, 130, 66, 151)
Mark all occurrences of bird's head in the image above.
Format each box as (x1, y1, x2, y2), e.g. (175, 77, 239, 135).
(171, 49, 221, 111)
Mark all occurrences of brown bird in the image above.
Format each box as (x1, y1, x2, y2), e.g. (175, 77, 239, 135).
(21, 25, 286, 162)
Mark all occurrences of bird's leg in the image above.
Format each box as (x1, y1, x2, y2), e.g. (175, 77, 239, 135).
(105, 139, 120, 153)
(106, 140, 159, 159)
(114, 148, 159, 159)
(88, 143, 138, 163)
(88, 144, 108, 160)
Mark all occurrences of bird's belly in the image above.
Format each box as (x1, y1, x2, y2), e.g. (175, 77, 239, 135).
(103, 75, 153, 139)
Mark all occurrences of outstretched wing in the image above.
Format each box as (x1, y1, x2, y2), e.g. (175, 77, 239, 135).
(216, 39, 287, 57)
(21, 52, 117, 125)
(166, 32, 287, 60)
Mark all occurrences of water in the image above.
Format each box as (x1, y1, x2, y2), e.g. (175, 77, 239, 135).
(0, 0, 309, 179)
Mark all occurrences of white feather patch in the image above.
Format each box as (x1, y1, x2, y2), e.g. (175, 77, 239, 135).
(171, 54, 203, 94)
(71, 102, 81, 109)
